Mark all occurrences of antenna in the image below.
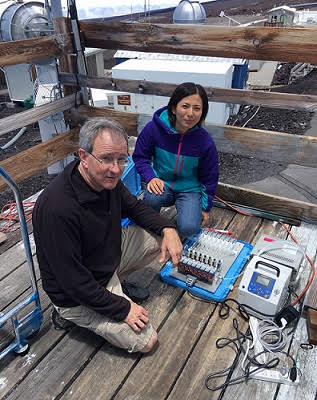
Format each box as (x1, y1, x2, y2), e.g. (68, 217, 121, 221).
(219, 10, 241, 26)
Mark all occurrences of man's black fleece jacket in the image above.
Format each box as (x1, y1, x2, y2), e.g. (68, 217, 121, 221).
(32, 160, 176, 321)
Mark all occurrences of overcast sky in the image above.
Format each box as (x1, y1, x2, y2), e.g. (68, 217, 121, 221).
(61, 1, 212, 19)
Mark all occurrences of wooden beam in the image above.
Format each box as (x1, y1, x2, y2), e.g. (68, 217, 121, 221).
(53, 18, 77, 97)
(0, 128, 79, 191)
(0, 34, 73, 67)
(206, 123, 317, 168)
(71, 106, 317, 167)
(70, 105, 138, 136)
(0, 125, 316, 223)
(79, 21, 317, 64)
(0, 94, 78, 137)
(60, 72, 317, 112)
(216, 182, 317, 224)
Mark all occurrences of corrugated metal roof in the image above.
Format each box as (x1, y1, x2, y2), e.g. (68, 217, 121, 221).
(114, 50, 246, 65)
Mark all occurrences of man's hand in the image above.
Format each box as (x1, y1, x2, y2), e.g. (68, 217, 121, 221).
(124, 301, 149, 332)
(147, 178, 164, 195)
(160, 227, 183, 267)
(201, 210, 209, 227)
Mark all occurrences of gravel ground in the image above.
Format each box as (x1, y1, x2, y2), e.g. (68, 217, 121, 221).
(1, 62, 316, 209)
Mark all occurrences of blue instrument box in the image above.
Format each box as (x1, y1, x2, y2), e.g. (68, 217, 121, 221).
(161, 229, 253, 302)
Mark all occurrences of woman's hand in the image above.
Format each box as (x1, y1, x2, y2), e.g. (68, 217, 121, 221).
(147, 178, 165, 195)
(201, 210, 209, 227)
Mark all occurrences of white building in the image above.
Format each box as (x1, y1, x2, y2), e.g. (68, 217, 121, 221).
(95, 58, 234, 126)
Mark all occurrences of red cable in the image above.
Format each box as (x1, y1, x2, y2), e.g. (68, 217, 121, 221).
(216, 195, 316, 306)
(0, 201, 35, 232)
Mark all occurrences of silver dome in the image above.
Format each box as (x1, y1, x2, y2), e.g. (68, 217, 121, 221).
(173, 0, 206, 24)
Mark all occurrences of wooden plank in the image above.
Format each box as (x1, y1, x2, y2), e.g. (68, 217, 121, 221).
(0, 234, 35, 281)
(79, 21, 317, 64)
(73, 106, 317, 167)
(289, 223, 317, 311)
(207, 124, 317, 168)
(0, 282, 50, 352)
(170, 216, 288, 400)
(307, 309, 317, 345)
(60, 72, 317, 112)
(216, 183, 317, 224)
(227, 221, 317, 400)
(59, 208, 234, 400)
(5, 326, 104, 400)
(107, 217, 259, 400)
(0, 221, 33, 256)
(0, 128, 79, 192)
(0, 94, 78, 137)
(60, 278, 185, 400)
(0, 34, 73, 67)
(110, 213, 261, 400)
(71, 105, 138, 136)
(276, 318, 317, 400)
(0, 232, 7, 245)
(6, 226, 190, 400)
(0, 305, 68, 400)
(114, 294, 216, 400)
(0, 257, 40, 311)
(53, 19, 77, 97)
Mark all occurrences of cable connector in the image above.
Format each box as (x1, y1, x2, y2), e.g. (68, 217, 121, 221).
(289, 365, 297, 382)
(274, 306, 300, 328)
(185, 276, 197, 288)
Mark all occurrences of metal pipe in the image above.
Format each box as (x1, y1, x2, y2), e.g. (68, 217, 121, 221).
(0, 166, 39, 296)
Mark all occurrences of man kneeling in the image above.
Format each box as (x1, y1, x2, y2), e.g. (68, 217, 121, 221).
(32, 118, 182, 353)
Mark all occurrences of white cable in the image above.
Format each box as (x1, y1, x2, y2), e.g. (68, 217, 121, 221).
(257, 319, 288, 352)
(1, 127, 27, 150)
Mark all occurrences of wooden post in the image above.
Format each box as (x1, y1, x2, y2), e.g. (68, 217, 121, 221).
(53, 17, 78, 97)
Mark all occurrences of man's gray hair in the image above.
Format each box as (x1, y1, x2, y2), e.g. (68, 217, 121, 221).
(79, 117, 128, 152)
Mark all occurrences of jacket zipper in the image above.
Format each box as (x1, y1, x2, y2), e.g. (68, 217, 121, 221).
(170, 134, 184, 189)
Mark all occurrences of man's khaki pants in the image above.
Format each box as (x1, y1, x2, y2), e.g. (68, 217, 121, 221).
(54, 225, 162, 353)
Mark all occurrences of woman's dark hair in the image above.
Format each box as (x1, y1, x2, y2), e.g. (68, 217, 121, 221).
(167, 82, 209, 128)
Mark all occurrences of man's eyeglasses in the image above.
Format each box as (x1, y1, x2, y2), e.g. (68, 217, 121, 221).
(85, 150, 129, 168)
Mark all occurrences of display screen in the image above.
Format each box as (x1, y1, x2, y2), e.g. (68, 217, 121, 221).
(255, 273, 271, 288)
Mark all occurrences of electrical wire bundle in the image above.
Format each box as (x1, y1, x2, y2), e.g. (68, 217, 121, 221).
(0, 201, 34, 232)
(205, 316, 298, 394)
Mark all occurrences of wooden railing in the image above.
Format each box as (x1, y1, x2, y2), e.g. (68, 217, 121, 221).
(1, 17, 317, 223)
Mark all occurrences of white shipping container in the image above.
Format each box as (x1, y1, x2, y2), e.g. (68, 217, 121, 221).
(111, 59, 234, 125)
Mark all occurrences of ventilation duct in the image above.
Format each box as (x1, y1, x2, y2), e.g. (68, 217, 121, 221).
(0, 1, 51, 42)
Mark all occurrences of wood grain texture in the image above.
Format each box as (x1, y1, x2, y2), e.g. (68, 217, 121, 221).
(0, 94, 78, 137)
(0, 308, 66, 400)
(0, 257, 40, 309)
(70, 105, 138, 136)
(217, 183, 317, 224)
(79, 21, 317, 63)
(0, 34, 73, 67)
(53, 18, 77, 97)
(0, 232, 6, 244)
(72, 106, 317, 167)
(225, 223, 288, 400)
(5, 327, 104, 400)
(0, 234, 36, 281)
(207, 124, 317, 168)
(60, 72, 317, 112)
(276, 318, 317, 399)
(61, 276, 185, 400)
(0, 128, 79, 191)
(290, 223, 317, 311)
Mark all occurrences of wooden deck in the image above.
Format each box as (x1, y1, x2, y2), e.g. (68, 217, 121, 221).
(0, 206, 316, 400)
